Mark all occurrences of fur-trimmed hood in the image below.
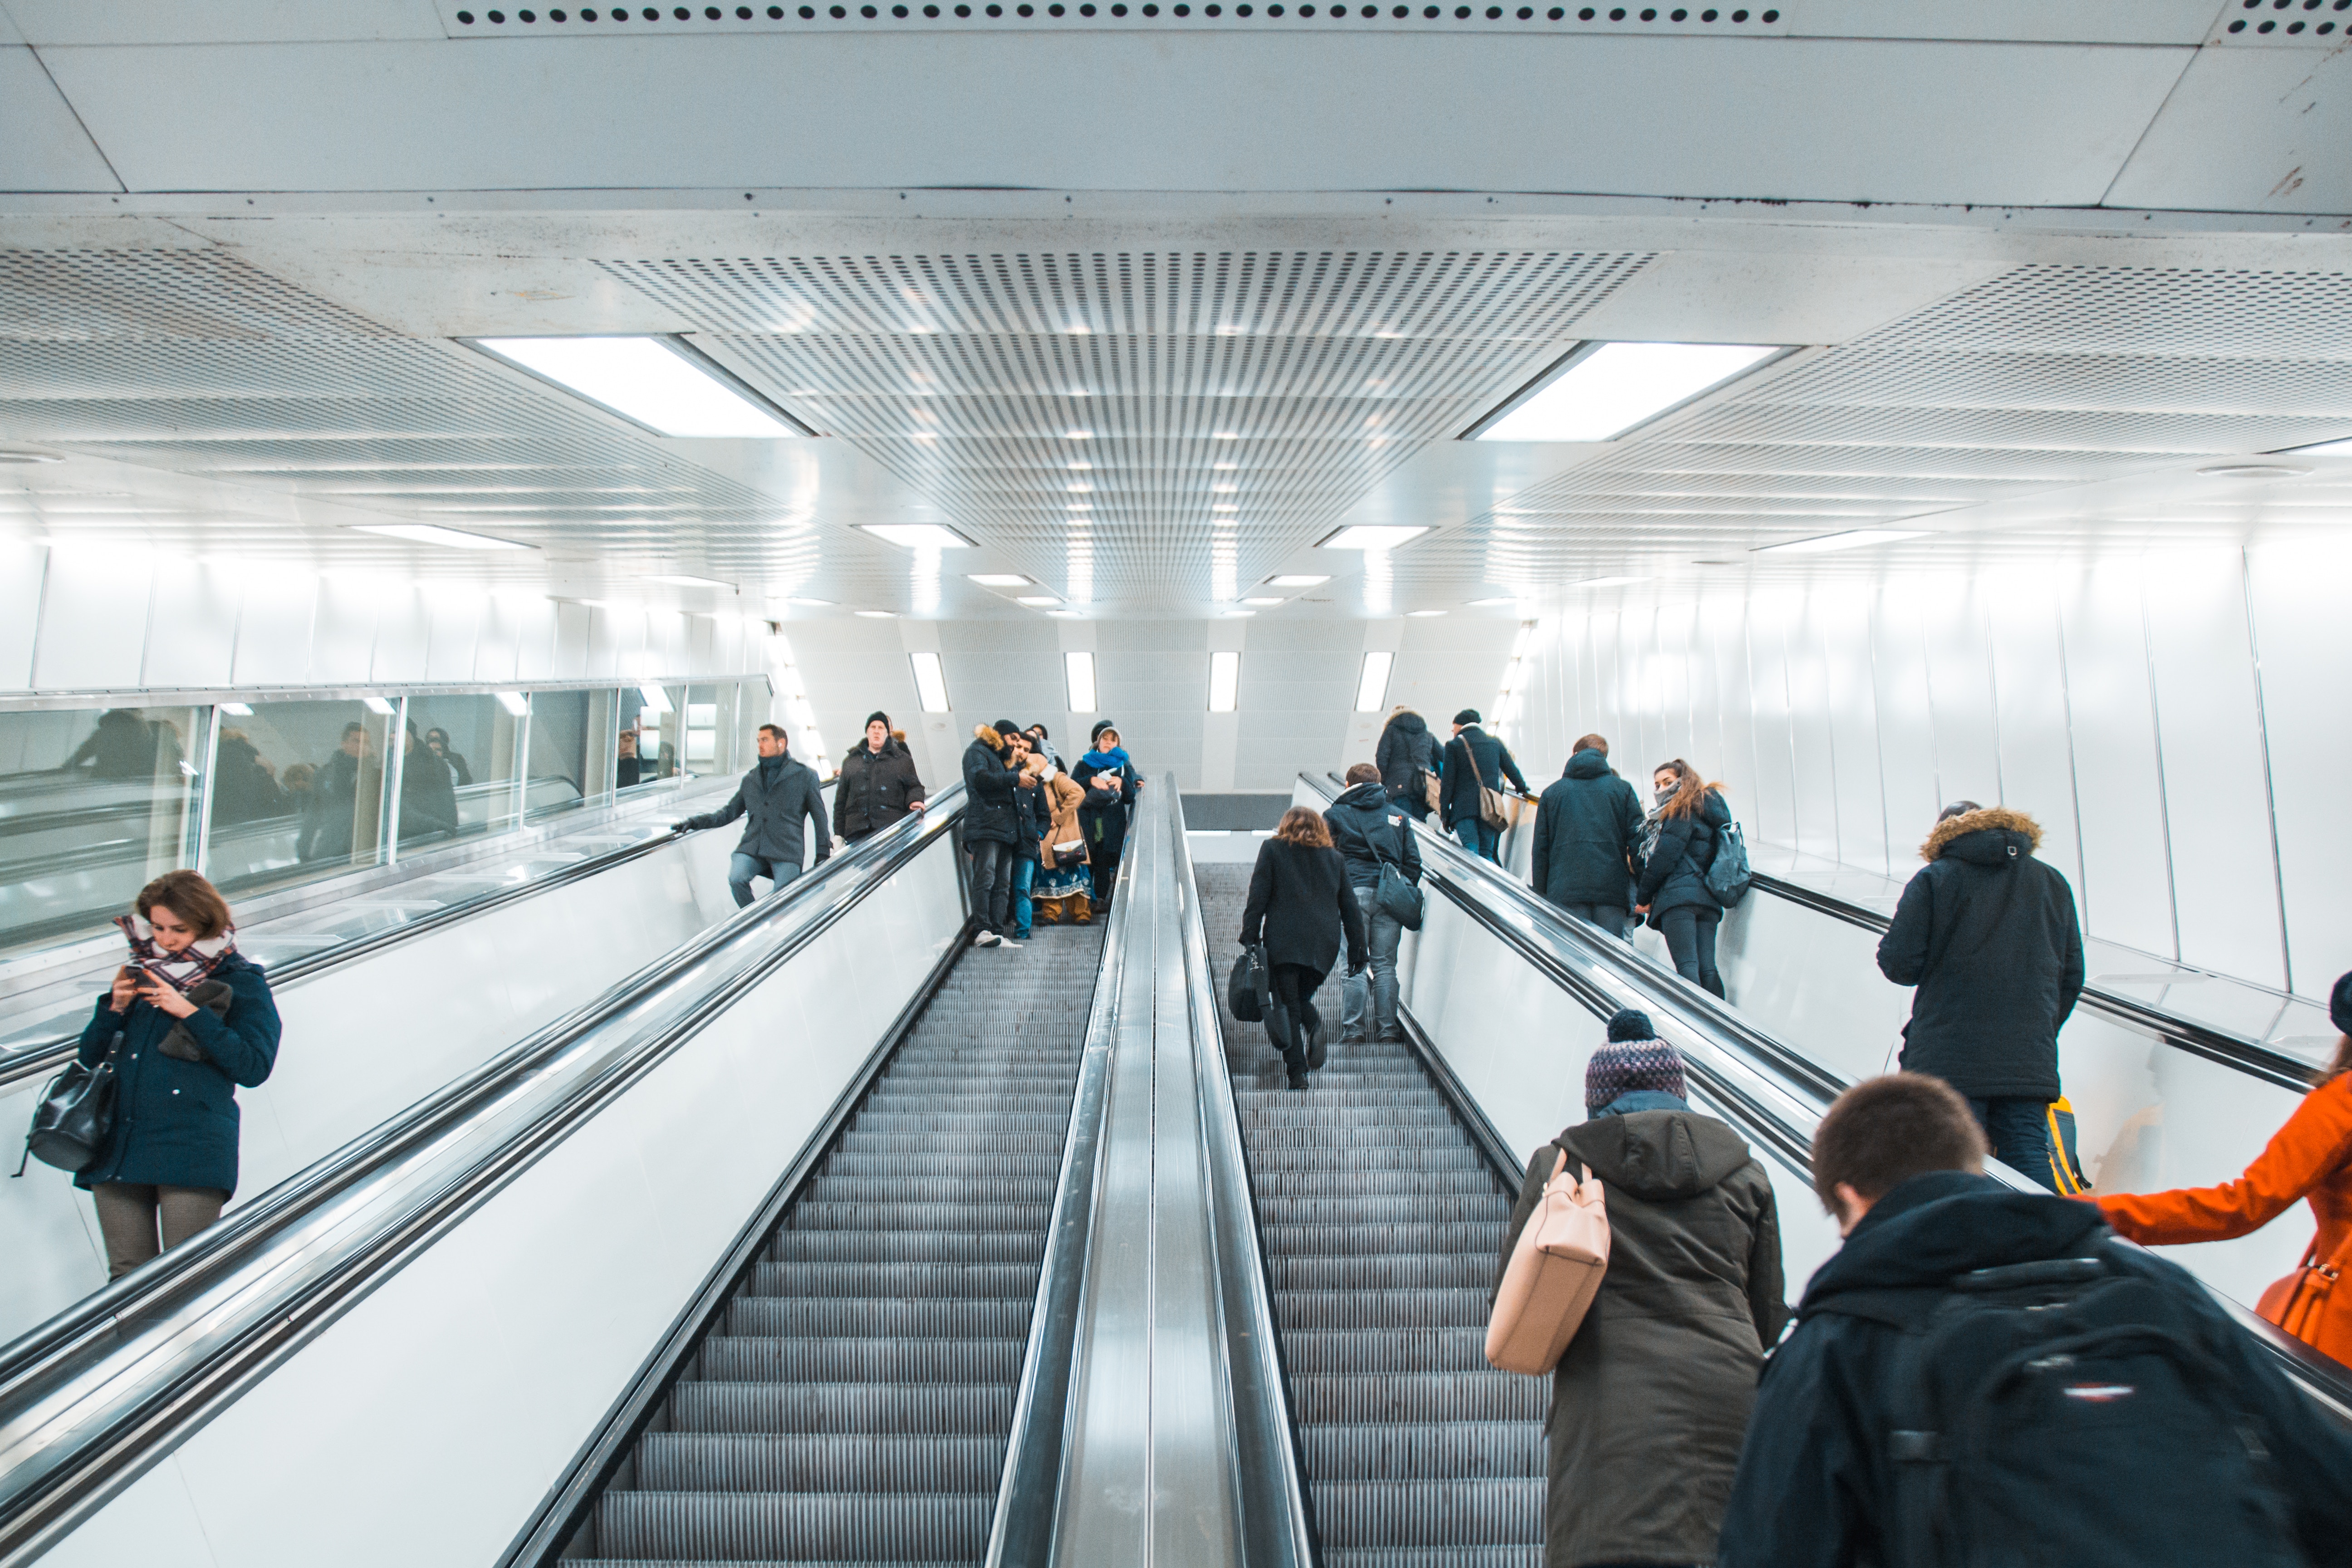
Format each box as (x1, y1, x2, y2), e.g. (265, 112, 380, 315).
(972, 723, 1004, 750)
(1920, 805, 2043, 864)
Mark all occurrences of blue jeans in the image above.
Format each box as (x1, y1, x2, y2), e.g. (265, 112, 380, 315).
(726, 853, 802, 908)
(1968, 1096, 2057, 1191)
(1340, 886, 1405, 1040)
(1453, 818, 1500, 862)
(1012, 857, 1037, 938)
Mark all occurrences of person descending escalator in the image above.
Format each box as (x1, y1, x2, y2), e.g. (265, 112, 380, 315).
(1031, 755, 1092, 926)
(1531, 732, 1645, 941)
(1635, 760, 1732, 999)
(1238, 806, 1367, 1092)
(960, 723, 1021, 948)
(1874, 799, 2085, 1190)
(1008, 753, 1052, 945)
(1071, 722, 1141, 915)
(2092, 970, 2352, 1368)
(1500, 1011, 1785, 1568)
(833, 710, 928, 845)
(676, 723, 831, 908)
(1376, 704, 1440, 823)
(1323, 761, 1420, 1045)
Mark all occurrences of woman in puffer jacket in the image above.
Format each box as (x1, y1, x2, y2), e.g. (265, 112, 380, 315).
(1635, 759, 1731, 999)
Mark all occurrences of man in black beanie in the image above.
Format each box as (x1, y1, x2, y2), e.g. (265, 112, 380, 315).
(832, 708, 927, 845)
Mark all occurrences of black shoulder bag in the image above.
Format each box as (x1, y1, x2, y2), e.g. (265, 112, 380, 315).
(15, 1028, 122, 1177)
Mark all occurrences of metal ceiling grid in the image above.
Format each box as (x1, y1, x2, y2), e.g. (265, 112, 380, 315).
(0, 249, 397, 342)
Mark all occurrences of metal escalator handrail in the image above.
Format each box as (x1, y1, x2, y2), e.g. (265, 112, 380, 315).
(1167, 793, 1317, 1568)
(0, 777, 749, 1096)
(985, 794, 1147, 1568)
(0, 788, 965, 1566)
(1748, 869, 2322, 1093)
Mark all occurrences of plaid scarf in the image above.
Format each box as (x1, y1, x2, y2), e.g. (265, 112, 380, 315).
(117, 914, 237, 993)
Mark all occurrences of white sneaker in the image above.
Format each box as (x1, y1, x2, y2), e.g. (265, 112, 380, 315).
(1000, 936, 1026, 949)
(974, 930, 1001, 947)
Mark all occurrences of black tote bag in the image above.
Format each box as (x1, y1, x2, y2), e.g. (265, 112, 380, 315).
(14, 1031, 121, 1177)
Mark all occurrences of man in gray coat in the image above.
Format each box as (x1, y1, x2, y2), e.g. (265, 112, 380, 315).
(678, 723, 831, 907)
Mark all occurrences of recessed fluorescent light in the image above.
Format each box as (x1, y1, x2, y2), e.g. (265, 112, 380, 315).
(1220, 609, 1256, 618)
(1353, 651, 1394, 713)
(1468, 596, 1518, 607)
(1408, 609, 1447, 617)
(1212, 462, 1238, 470)
(1240, 597, 1284, 607)
(855, 608, 898, 618)
(1211, 503, 1238, 512)
(1208, 650, 1240, 713)
(473, 336, 808, 438)
(1065, 429, 1093, 441)
(2196, 462, 2311, 479)
(1016, 596, 1060, 607)
(1048, 609, 1084, 619)
(1267, 574, 1329, 588)
(1067, 484, 1094, 494)
(968, 573, 1033, 587)
(353, 523, 529, 551)
(496, 691, 530, 716)
(1573, 575, 1652, 588)
(1065, 651, 1097, 712)
(861, 523, 975, 549)
(909, 650, 951, 712)
(785, 596, 833, 607)
(218, 702, 254, 716)
(1468, 341, 1784, 443)
(2273, 436, 2352, 456)
(650, 573, 732, 589)
(1320, 525, 1428, 551)
(1067, 461, 1093, 470)
(1754, 529, 1928, 556)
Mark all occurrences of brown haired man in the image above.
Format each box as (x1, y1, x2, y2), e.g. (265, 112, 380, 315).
(1530, 730, 1643, 940)
(677, 722, 830, 907)
(1715, 1073, 2352, 1567)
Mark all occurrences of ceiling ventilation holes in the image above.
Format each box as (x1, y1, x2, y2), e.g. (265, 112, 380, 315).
(449, 0, 1779, 23)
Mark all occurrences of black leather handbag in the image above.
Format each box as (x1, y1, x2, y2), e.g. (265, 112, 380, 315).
(1228, 942, 1269, 1024)
(13, 1031, 121, 1177)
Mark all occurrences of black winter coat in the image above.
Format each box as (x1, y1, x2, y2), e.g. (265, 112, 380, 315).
(960, 737, 1020, 845)
(1876, 807, 2084, 1101)
(1715, 1171, 2352, 1568)
(1010, 772, 1050, 861)
(1239, 837, 1369, 978)
(1322, 780, 1421, 894)
(1069, 754, 1139, 855)
(1375, 711, 1438, 801)
(683, 755, 833, 867)
(1439, 725, 1529, 826)
(74, 955, 281, 1195)
(1637, 788, 1730, 922)
(834, 737, 927, 841)
(1531, 749, 1644, 909)
(1505, 1102, 1785, 1567)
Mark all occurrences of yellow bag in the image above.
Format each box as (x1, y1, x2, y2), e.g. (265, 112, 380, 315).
(2046, 1097, 2092, 1195)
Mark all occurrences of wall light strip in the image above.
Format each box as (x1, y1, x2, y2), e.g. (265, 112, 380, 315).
(1353, 650, 1394, 713)
(1208, 650, 1240, 713)
(909, 651, 951, 713)
(1065, 651, 1098, 714)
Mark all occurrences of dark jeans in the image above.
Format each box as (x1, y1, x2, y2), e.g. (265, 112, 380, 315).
(969, 840, 1015, 934)
(1089, 851, 1121, 908)
(726, 853, 803, 908)
(1012, 856, 1037, 938)
(1657, 904, 1725, 997)
(93, 1181, 228, 1280)
(1392, 786, 1431, 823)
(1566, 902, 1630, 941)
(1269, 962, 1327, 1078)
(1453, 818, 1501, 862)
(1340, 885, 1404, 1041)
(1969, 1095, 2058, 1191)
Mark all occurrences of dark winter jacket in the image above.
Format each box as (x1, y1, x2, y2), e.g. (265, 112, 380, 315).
(960, 729, 1020, 846)
(683, 753, 832, 867)
(1322, 780, 1422, 895)
(303, 748, 363, 861)
(1069, 751, 1139, 856)
(1439, 725, 1529, 827)
(1010, 770, 1051, 862)
(1375, 710, 1438, 803)
(1637, 788, 1731, 923)
(397, 737, 460, 844)
(1239, 837, 1369, 978)
(1715, 1171, 2352, 1568)
(834, 737, 927, 841)
(1531, 749, 1645, 910)
(74, 955, 281, 1195)
(1876, 807, 2084, 1101)
(1504, 1102, 1785, 1568)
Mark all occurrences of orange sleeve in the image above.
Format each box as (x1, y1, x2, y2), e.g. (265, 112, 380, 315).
(2097, 1078, 2352, 1246)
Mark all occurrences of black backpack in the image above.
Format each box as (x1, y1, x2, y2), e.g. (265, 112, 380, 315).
(1818, 1254, 2301, 1568)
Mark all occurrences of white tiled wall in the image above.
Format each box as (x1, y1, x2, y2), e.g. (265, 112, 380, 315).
(1506, 539, 2347, 1003)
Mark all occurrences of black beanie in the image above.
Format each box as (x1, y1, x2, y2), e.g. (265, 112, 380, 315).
(1091, 720, 1116, 744)
(1454, 708, 1480, 726)
(992, 718, 1021, 740)
(1606, 1008, 1655, 1042)
(2332, 971, 2352, 1038)
(864, 710, 889, 730)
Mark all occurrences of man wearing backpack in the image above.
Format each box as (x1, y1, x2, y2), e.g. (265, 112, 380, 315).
(1716, 1072, 2352, 1568)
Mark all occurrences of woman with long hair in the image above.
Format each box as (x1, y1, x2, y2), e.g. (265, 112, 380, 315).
(1636, 759, 1732, 999)
(74, 870, 282, 1279)
(1240, 806, 1369, 1091)
(2095, 972, 2352, 1366)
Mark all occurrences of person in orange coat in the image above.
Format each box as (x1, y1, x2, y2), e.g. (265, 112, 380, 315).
(2095, 970, 2352, 1367)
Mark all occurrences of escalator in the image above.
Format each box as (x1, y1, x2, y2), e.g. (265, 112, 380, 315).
(571, 919, 1106, 1565)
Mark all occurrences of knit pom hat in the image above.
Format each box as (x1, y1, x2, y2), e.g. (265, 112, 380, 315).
(1586, 1010, 1686, 1112)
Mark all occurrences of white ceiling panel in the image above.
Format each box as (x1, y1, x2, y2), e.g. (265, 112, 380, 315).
(0, 48, 123, 193)
(2107, 41, 2352, 215)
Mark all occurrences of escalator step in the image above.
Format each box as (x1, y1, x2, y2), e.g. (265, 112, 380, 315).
(636, 1432, 1007, 1492)
(1311, 1480, 1545, 1548)
(768, 1230, 1043, 1266)
(593, 1491, 989, 1561)
(1274, 1288, 1496, 1332)
(740, 1262, 1039, 1299)
(695, 1336, 1026, 1385)
(725, 1295, 1033, 1342)
(1300, 1421, 1544, 1480)
(670, 1382, 1014, 1435)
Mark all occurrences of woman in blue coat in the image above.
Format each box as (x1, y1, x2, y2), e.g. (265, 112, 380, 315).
(74, 870, 281, 1279)
(1635, 759, 1733, 1000)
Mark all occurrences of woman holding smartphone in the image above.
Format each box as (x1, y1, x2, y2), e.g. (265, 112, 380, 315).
(76, 870, 282, 1280)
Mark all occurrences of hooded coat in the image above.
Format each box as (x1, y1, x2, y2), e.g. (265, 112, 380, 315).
(833, 735, 927, 841)
(683, 752, 833, 867)
(73, 955, 282, 1195)
(1321, 779, 1421, 894)
(1636, 787, 1731, 924)
(1503, 1102, 1785, 1568)
(1375, 710, 1438, 801)
(1531, 749, 1645, 909)
(960, 727, 1020, 845)
(1715, 1171, 2352, 1568)
(1876, 806, 2084, 1101)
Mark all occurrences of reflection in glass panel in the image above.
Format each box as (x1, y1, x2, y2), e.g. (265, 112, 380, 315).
(686, 683, 745, 778)
(0, 705, 204, 953)
(526, 687, 605, 818)
(205, 700, 394, 901)
(622, 684, 687, 794)
(402, 694, 524, 850)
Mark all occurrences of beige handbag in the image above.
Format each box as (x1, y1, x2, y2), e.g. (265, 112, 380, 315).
(1486, 1147, 1610, 1374)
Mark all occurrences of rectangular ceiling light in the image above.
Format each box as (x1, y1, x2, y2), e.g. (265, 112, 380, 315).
(1353, 650, 1394, 713)
(1208, 650, 1240, 713)
(1267, 574, 1329, 587)
(2275, 435, 2352, 455)
(1016, 595, 1060, 607)
(909, 651, 951, 713)
(1755, 529, 1929, 555)
(1573, 575, 1652, 588)
(1468, 342, 1784, 442)
(968, 573, 1033, 587)
(352, 523, 529, 550)
(862, 522, 976, 549)
(1065, 651, 1098, 713)
(1320, 525, 1428, 551)
(650, 573, 732, 589)
(1240, 597, 1284, 607)
(473, 336, 808, 438)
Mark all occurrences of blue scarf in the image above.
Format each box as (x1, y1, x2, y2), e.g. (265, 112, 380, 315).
(1081, 746, 1131, 773)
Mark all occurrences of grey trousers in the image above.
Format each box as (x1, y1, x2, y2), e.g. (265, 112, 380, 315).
(94, 1181, 228, 1280)
(1565, 902, 1630, 941)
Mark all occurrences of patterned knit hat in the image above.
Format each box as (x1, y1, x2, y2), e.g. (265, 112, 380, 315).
(1585, 1009, 1686, 1112)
